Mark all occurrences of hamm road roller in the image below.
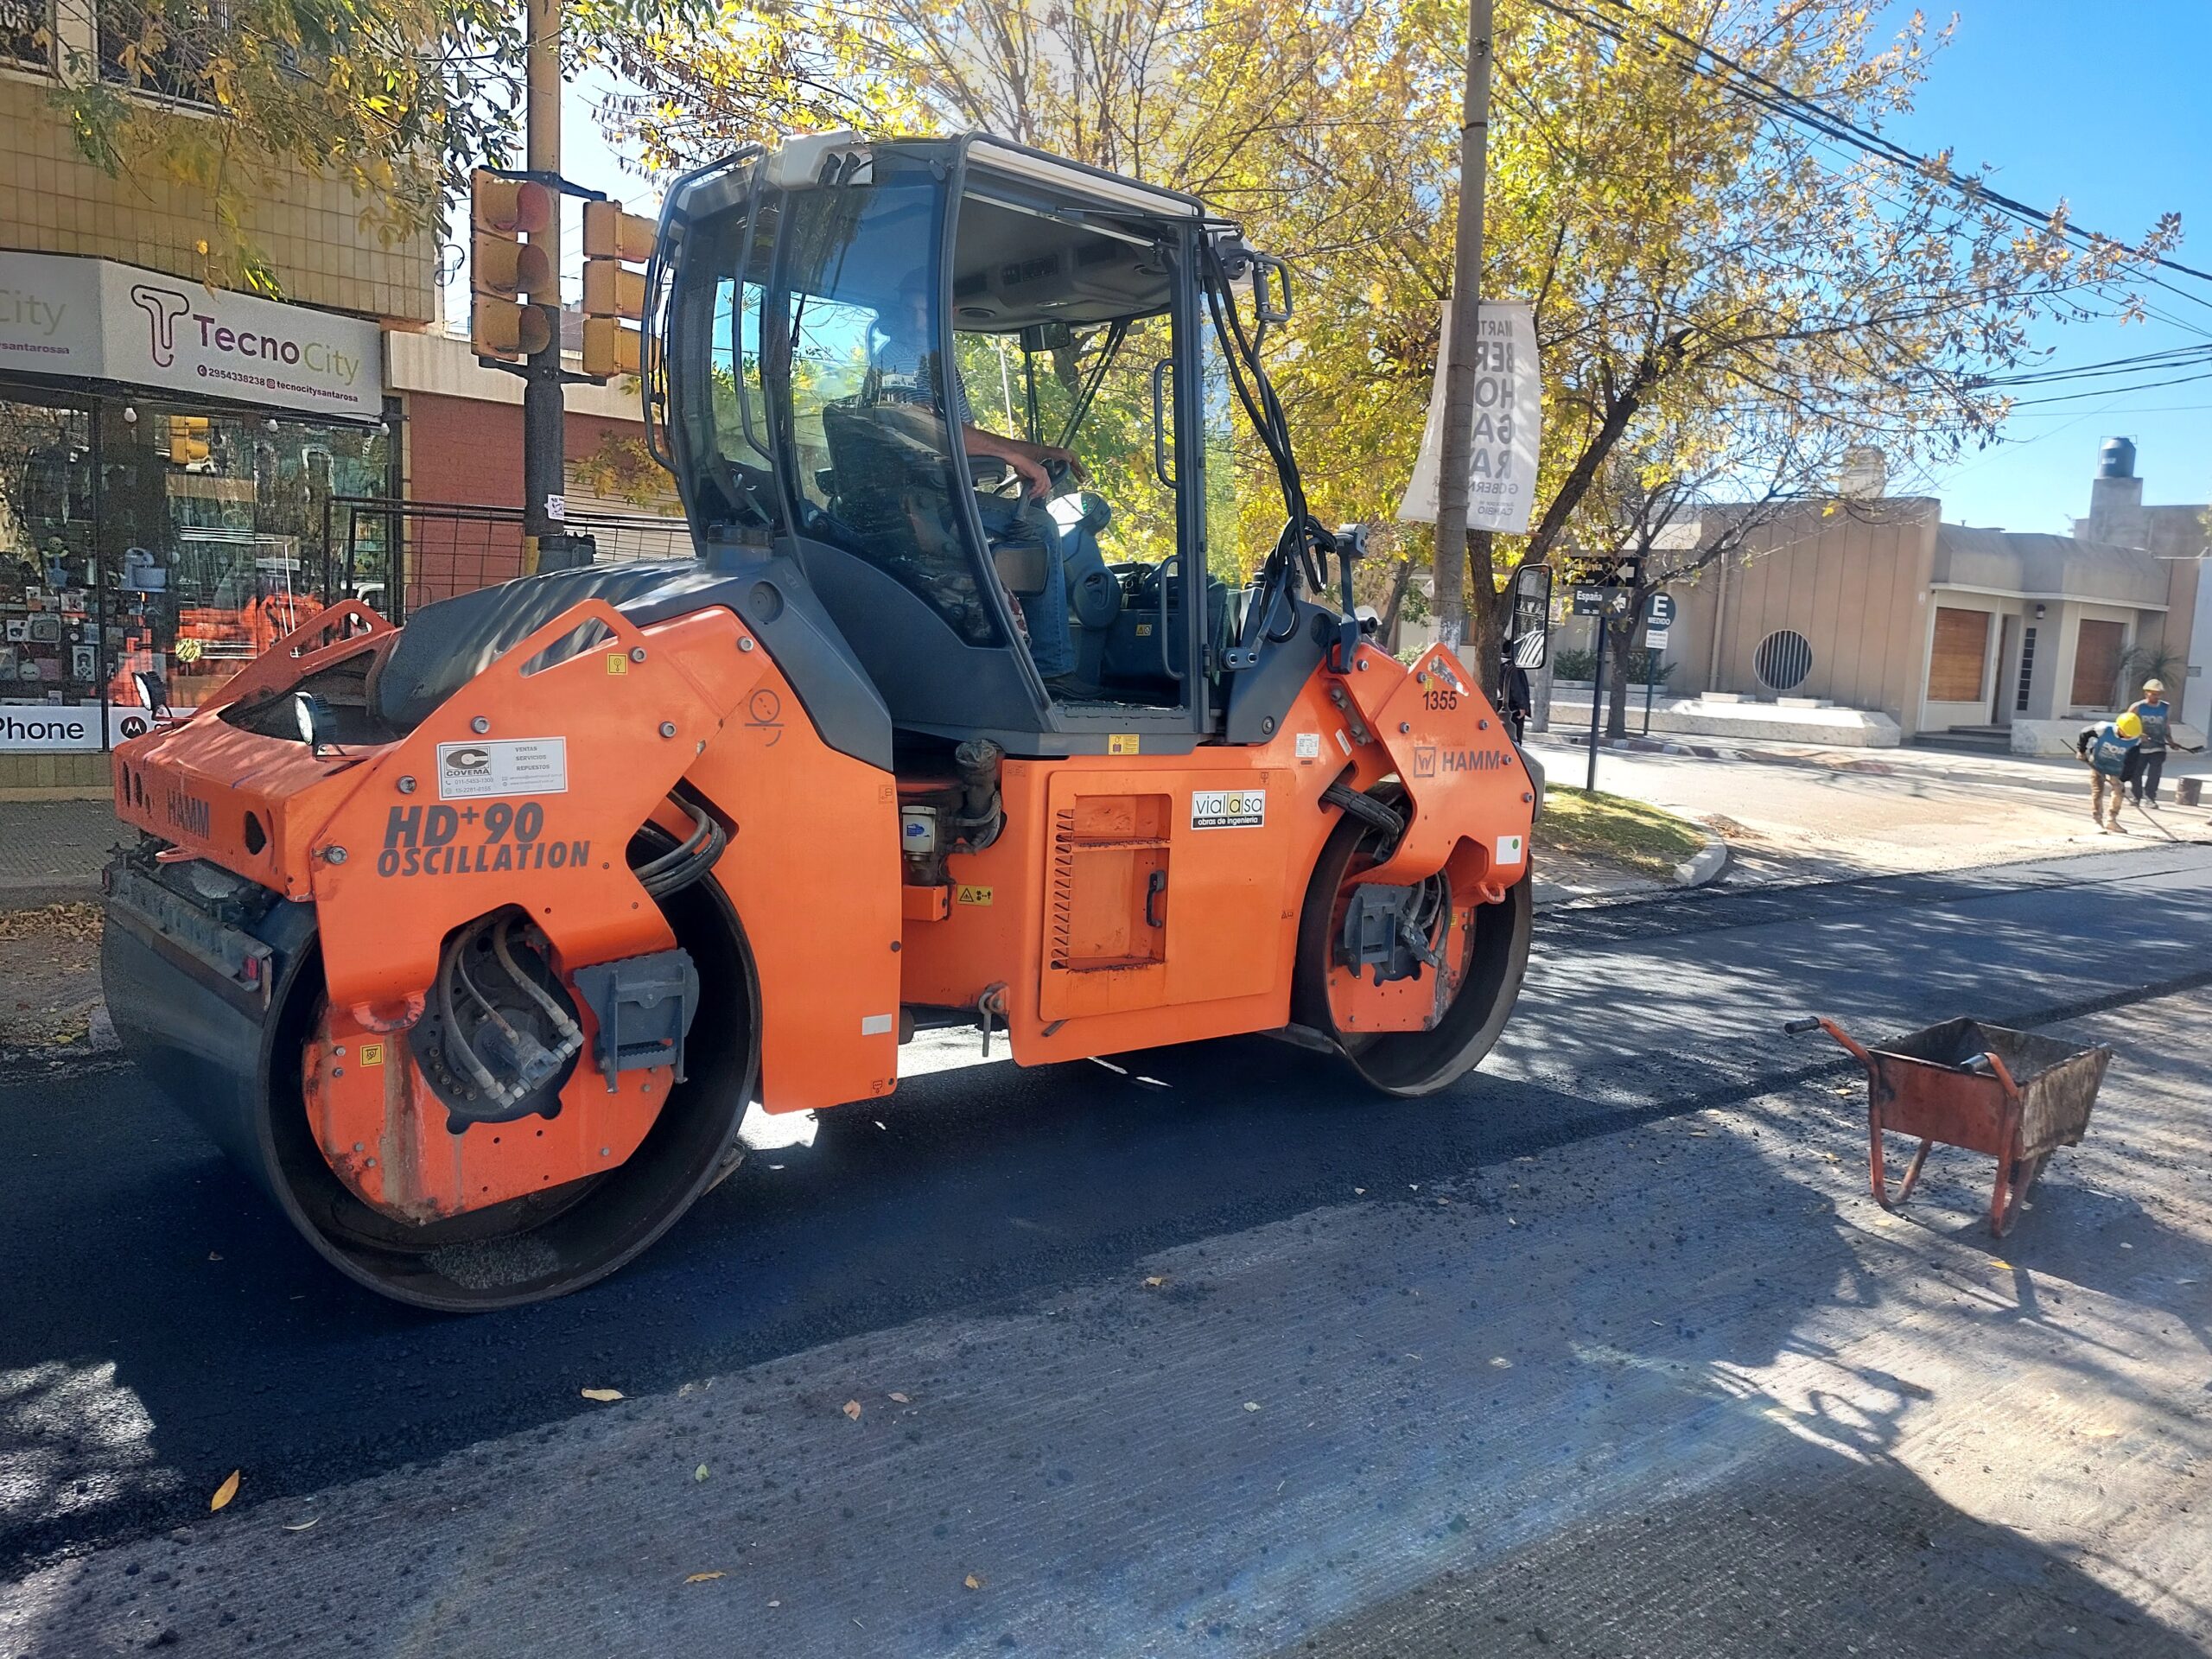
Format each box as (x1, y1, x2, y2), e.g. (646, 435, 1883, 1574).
(102, 132, 1550, 1309)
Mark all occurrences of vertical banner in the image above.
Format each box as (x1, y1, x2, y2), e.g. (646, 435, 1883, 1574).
(1396, 300, 1541, 535)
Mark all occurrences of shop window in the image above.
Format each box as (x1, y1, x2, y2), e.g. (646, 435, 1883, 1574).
(107, 403, 391, 716)
(1752, 628, 1813, 692)
(0, 399, 99, 741)
(0, 0, 54, 73)
(2014, 626, 2037, 714)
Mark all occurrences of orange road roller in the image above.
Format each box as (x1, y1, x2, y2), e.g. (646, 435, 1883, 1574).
(102, 132, 1550, 1309)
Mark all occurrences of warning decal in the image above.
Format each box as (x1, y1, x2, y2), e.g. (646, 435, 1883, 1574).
(1497, 835, 1525, 866)
(1294, 732, 1322, 761)
(1192, 788, 1266, 830)
(436, 738, 569, 801)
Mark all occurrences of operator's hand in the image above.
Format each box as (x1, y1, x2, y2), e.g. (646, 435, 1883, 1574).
(1008, 452, 1054, 501)
(1039, 446, 1089, 486)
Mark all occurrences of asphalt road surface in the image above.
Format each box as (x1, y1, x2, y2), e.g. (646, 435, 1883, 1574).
(3, 843, 2209, 1656)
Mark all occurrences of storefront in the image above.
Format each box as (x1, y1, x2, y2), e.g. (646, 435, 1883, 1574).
(0, 250, 396, 771)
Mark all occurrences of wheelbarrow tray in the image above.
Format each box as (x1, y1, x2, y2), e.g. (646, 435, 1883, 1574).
(1870, 1018, 2109, 1161)
(1800, 1014, 2114, 1235)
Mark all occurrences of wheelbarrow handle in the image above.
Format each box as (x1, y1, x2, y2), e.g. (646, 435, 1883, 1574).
(1786, 1014, 1878, 1071)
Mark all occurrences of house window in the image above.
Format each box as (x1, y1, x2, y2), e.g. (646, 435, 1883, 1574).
(2070, 619, 2126, 709)
(99, 0, 219, 105)
(1753, 628, 1813, 691)
(2014, 626, 2037, 714)
(1927, 607, 1990, 703)
(0, 0, 52, 72)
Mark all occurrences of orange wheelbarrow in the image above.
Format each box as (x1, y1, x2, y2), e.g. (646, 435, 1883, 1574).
(1784, 1016, 2112, 1237)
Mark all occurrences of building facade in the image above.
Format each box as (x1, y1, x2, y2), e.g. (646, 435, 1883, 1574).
(0, 5, 435, 790)
(1559, 443, 2207, 746)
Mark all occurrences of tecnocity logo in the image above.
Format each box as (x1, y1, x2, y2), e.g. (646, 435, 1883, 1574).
(129, 283, 192, 369)
(130, 280, 362, 387)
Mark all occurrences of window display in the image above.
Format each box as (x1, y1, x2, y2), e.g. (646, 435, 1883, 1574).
(0, 385, 393, 749)
(0, 398, 100, 741)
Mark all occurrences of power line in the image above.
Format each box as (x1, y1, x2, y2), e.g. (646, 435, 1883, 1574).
(1527, 0, 2212, 323)
(1580, 0, 2212, 287)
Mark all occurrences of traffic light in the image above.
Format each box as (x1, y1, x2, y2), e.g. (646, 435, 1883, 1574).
(580, 200, 656, 379)
(470, 170, 556, 361)
(167, 416, 211, 467)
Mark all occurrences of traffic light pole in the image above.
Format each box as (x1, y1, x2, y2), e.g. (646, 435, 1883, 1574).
(522, 0, 569, 567)
(1431, 0, 1494, 651)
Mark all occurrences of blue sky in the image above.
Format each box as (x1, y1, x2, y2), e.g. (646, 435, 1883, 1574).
(522, 8, 2210, 534)
(1878, 0, 2212, 531)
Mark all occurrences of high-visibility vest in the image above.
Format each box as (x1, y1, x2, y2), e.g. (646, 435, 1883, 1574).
(2088, 729, 2137, 776)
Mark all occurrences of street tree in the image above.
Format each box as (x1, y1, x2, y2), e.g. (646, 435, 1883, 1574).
(604, 0, 2177, 671)
(56, 0, 710, 296)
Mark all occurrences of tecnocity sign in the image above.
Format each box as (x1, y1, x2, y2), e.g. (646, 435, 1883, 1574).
(0, 251, 384, 418)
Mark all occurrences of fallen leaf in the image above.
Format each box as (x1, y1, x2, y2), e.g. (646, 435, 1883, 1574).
(580, 1388, 624, 1403)
(694, 1465, 710, 1483)
(767, 1599, 781, 1607)
(685, 1571, 725, 1584)
(1143, 1275, 1167, 1289)
(1243, 1401, 1262, 1412)
(281, 1519, 316, 1532)
(1490, 1357, 1512, 1370)
(887, 1392, 910, 1404)
(1353, 1187, 1366, 1195)
(1990, 1259, 2012, 1271)
(210, 1471, 240, 1512)
(963, 1573, 983, 1591)
(207, 1252, 222, 1262)
(842, 1399, 862, 1421)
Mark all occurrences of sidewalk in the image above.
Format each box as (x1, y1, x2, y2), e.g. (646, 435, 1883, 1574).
(0, 799, 116, 907)
(1529, 725, 2208, 801)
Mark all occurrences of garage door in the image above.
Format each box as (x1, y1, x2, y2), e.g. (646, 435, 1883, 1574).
(2070, 620, 2126, 709)
(1926, 607, 1990, 703)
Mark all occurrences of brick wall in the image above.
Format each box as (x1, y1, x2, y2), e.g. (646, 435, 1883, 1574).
(0, 72, 434, 324)
(400, 394, 676, 604)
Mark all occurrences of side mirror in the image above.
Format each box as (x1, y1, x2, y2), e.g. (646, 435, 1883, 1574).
(132, 669, 170, 719)
(1504, 563, 1551, 671)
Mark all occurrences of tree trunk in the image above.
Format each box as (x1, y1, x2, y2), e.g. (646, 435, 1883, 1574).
(1377, 557, 1414, 654)
(1604, 606, 1638, 738)
(1465, 529, 1501, 678)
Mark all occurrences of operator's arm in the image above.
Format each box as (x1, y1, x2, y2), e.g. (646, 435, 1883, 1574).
(957, 423, 1086, 499)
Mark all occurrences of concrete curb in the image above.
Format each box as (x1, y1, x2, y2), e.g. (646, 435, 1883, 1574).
(1670, 833, 1730, 889)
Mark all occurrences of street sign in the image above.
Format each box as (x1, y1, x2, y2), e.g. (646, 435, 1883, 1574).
(1644, 625, 1671, 651)
(1559, 554, 1642, 590)
(1647, 592, 1675, 626)
(1572, 588, 1606, 616)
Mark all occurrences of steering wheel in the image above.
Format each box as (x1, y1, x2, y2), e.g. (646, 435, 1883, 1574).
(976, 453, 1072, 501)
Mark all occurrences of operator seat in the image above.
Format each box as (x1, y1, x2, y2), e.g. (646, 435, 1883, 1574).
(820, 400, 1054, 616)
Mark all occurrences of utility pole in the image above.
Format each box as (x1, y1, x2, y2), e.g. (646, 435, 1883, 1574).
(1431, 0, 1494, 651)
(522, 0, 567, 569)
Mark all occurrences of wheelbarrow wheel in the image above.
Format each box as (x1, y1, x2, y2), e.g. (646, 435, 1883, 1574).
(1991, 1151, 2049, 1238)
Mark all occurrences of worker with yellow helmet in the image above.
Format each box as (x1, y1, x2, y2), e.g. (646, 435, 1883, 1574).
(2076, 710, 2141, 832)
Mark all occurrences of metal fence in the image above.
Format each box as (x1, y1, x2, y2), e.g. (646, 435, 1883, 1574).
(318, 496, 695, 622)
